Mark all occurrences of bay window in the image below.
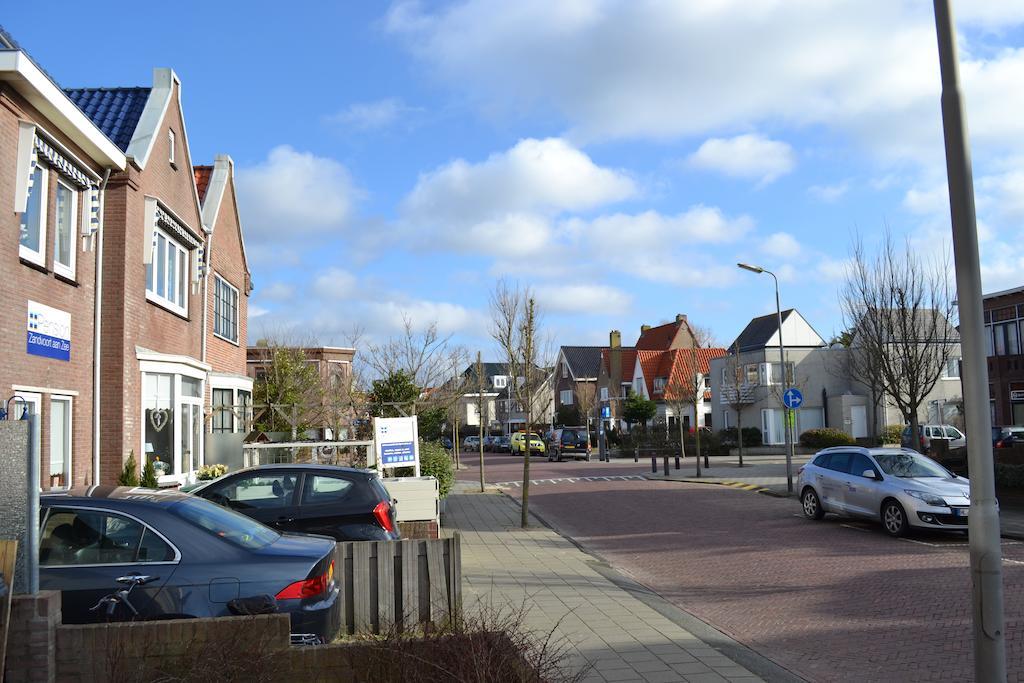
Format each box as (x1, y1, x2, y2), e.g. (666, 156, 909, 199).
(142, 370, 205, 481)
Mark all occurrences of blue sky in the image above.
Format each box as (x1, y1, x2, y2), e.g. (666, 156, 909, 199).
(7, 1, 1024, 356)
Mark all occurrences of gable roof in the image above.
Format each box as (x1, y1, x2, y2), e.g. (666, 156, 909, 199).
(636, 316, 695, 350)
(64, 87, 151, 152)
(193, 165, 213, 203)
(560, 346, 603, 379)
(634, 348, 727, 398)
(729, 309, 794, 352)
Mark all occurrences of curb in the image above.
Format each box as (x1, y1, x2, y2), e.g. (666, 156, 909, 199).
(641, 472, 793, 498)
(498, 490, 808, 683)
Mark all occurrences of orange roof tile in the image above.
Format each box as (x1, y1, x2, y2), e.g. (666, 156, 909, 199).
(637, 347, 727, 398)
(194, 165, 213, 203)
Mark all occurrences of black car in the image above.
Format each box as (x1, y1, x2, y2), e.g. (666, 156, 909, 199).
(494, 436, 512, 453)
(548, 428, 592, 462)
(191, 464, 400, 542)
(39, 488, 340, 640)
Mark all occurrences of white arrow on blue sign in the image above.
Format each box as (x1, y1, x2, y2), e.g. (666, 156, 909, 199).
(782, 388, 803, 409)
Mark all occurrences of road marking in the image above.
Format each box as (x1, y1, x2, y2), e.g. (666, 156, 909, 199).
(492, 475, 645, 488)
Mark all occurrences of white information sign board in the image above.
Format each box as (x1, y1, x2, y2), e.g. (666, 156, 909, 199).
(374, 416, 420, 476)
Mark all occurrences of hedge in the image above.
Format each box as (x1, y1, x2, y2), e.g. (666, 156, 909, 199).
(799, 428, 856, 448)
(996, 463, 1024, 489)
(880, 424, 903, 445)
(718, 427, 762, 448)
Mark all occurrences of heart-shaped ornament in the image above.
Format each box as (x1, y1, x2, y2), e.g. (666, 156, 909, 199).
(149, 408, 170, 433)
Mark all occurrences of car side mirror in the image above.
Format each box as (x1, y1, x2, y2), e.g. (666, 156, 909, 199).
(862, 469, 878, 479)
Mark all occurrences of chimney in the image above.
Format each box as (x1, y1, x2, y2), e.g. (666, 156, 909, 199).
(641, 324, 651, 333)
(676, 314, 686, 324)
(609, 330, 622, 384)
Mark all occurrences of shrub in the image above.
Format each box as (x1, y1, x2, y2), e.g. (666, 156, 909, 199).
(197, 463, 228, 481)
(996, 463, 1024, 489)
(880, 424, 903, 445)
(718, 427, 763, 448)
(117, 451, 139, 486)
(419, 439, 455, 499)
(799, 428, 856, 448)
(140, 459, 159, 488)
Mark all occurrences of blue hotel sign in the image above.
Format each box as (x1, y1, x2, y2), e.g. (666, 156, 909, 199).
(26, 300, 71, 361)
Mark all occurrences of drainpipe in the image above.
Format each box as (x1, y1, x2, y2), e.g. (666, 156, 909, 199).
(92, 168, 111, 486)
(201, 239, 211, 364)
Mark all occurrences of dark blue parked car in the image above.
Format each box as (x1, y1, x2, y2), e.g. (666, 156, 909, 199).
(39, 487, 340, 640)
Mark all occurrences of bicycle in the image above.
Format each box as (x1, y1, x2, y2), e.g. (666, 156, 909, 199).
(89, 574, 160, 622)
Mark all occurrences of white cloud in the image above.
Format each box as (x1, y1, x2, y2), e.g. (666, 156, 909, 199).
(902, 183, 950, 215)
(260, 282, 296, 302)
(248, 305, 269, 319)
(324, 98, 415, 131)
(808, 181, 850, 202)
(534, 283, 632, 315)
(761, 232, 802, 259)
(369, 299, 475, 335)
(312, 268, 358, 300)
(687, 134, 795, 184)
(387, 0, 1024, 163)
(236, 145, 360, 240)
(404, 137, 636, 224)
(578, 206, 753, 248)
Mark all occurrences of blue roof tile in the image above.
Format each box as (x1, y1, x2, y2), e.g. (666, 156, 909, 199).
(64, 87, 151, 152)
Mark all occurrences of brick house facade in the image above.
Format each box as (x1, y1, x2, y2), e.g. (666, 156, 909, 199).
(984, 286, 1024, 426)
(1, 38, 127, 489)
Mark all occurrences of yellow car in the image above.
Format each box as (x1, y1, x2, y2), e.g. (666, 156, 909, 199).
(511, 432, 546, 456)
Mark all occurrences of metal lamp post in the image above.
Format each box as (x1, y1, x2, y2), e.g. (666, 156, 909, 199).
(738, 263, 794, 494)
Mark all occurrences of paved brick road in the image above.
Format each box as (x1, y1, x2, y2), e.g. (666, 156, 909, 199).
(461, 454, 1024, 682)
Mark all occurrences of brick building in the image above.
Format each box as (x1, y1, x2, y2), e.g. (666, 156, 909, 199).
(984, 285, 1024, 426)
(0, 35, 126, 489)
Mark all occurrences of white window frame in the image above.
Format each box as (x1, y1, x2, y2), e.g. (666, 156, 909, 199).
(168, 129, 176, 165)
(53, 178, 77, 280)
(19, 165, 48, 267)
(146, 226, 189, 317)
(493, 375, 508, 389)
(600, 386, 609, 401)
(653, 377, 667, 394)
(560, 390, 574, 405)
(49, 395, 73, 490)
(943, 357, 961, 379)
(562, 363, 568, 379)
(761, 408, 785, 445)
(140, 361, 208, 485)
(213, 273, 240, 344)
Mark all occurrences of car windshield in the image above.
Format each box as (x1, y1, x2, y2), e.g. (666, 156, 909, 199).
(169, 496, 279, 549)
(872, 452, 952, 479)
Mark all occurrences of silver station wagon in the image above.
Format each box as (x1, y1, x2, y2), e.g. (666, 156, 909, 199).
(798, 447, 971, 537)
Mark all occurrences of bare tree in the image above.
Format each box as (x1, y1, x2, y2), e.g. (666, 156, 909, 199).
(663, 351, 696, 474)
(475, 351, 487, 492)
(841, 233, 958, 445)
(575, 383, 597, 456)
(717, 339, 757, 467)
(490, 281, 544, 528)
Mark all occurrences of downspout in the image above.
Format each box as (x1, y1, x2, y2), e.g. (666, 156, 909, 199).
(92, 168, 111, 486)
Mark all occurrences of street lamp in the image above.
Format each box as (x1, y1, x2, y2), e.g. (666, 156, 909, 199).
(738, 262, 795, 494)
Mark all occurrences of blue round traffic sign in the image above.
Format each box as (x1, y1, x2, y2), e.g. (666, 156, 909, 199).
(783, 388, 803, 410)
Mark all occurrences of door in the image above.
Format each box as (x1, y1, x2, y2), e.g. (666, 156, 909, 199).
(198, 471, 301, 530)
(841, 453, 882, 518)
(851, 406, 867, 439)
(820, 452, 852, 512)
(38, 506, 177, 622)
(180, 404, 201, 476)
(294, 473, 375, 540)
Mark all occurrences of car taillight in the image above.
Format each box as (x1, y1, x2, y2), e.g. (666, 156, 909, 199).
(374, 500, 395, 533)
(276, 560, 333, 600)
(997, 439, 1008, 449)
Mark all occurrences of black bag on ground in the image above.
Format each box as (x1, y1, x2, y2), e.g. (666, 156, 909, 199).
(227, 594, 279, 615)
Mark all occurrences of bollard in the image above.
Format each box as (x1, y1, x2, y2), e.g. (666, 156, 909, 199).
(634, 447, 639, 463)
(675, 455, 680, 470)
(663, 455, 669, 477)
(651, 455, 657, 473)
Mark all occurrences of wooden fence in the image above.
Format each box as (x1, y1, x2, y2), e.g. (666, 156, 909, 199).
(334, 535, 461, 635)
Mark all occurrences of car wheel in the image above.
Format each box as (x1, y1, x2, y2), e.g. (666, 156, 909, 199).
(801, 488, 825, 520)
(882, 499, 909, 537)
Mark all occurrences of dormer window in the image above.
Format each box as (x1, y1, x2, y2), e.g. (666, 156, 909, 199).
(168, 130, 176, 166)
(493, 375, 508, 389)
(653, 377, 667, 394)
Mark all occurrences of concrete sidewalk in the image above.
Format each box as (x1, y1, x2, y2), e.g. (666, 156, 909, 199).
(442, 484, 784, 682)
(640, 454, 1024, 539)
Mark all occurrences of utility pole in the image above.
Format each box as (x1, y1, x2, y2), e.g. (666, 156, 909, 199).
(476, 351, 486, 493)
(933, 2, 1006, 679)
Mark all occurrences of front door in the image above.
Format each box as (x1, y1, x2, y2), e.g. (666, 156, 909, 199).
(180, 404, 202, 476)
(851, 406, 867, 439)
